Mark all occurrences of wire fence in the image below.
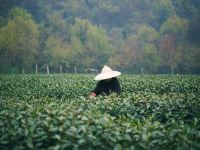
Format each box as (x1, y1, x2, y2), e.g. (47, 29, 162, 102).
(7, 64, 100, 75)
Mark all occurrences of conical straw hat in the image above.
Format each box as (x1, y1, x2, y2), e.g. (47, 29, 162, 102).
(94, 65, 121, 80)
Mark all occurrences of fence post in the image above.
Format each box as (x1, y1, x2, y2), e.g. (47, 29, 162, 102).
(22, 68, 25, 75)
(141, 67, 144, 75)
(12, 68, 14, 74)
(36, 64, 38, 74)
(75, 67, 77, 74)
(171, 65, 174, 75)
(60, 65, 62, 74)
(47, 66, 49, 75)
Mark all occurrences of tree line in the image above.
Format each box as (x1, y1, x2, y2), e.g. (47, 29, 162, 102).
(0, 0, 199, 74)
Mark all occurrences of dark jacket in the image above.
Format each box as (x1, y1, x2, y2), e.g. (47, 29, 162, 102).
(92, 77, 121, 96)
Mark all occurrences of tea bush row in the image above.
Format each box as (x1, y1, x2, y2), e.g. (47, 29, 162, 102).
(0, 74, 200, 149)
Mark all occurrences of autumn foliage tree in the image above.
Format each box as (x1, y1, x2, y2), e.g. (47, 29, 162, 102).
(160, 15, 188, 74)
(109, 25, 160, 73)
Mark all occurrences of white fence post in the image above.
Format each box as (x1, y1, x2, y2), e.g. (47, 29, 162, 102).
(60, 65, 62, 74)
(171, 65, 174, 75)
(141, 67, 144, 75)
(47, 66, 49, 75)
(36, 64, 38, 74)
(75, 67, 77, 74)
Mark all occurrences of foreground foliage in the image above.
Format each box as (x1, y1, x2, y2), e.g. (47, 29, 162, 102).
(0, 74, 200, 149)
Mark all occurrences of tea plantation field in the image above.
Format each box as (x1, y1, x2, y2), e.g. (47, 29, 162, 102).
(0, 74, 200, 150)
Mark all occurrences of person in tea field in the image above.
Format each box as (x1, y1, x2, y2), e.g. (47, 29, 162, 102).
(89, 65, 121, 97)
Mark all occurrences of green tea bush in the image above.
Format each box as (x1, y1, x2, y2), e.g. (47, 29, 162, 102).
(0, 74, 200, 149)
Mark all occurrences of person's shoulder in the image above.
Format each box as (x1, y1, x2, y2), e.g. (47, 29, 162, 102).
(112, 77, 119, 81)
(97, 80, 104, 85)
(111, 77, 120, 84)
